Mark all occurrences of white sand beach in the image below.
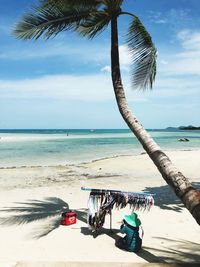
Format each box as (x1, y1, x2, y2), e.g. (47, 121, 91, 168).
(0, 150, 200, 266)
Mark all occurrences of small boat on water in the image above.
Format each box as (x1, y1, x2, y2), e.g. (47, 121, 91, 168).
(178, 138, 189, 142)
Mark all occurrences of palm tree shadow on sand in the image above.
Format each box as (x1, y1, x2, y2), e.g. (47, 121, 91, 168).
(1, 197, 199, 263)
(143, 237, 200, 263)
(142, 182, 200, 212)
(0, 197, 87, 239)
(80, 227, 200, 263)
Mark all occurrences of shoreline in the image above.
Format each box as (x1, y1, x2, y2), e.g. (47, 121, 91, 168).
(0, 147, 200, 170)
(0, 150, 200, 192)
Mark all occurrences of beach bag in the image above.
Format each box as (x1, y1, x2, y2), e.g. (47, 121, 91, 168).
(61, 210, 77, 225)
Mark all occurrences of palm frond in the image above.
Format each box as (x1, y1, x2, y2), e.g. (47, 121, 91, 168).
(101, 0, 123, 11)
(78, 11, 110, 39)
(126, 16, 157, 90)
(41, 0, 102, 9)
(77, 0, 125, 39)
(13, 0, 99, 40)
(102, 0, 123, 7)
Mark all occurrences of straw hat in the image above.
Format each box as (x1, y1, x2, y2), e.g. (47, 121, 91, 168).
(124, 212, 141, 227)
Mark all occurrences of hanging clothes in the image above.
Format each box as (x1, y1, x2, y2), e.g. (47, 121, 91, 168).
(86, 189, 154, 231)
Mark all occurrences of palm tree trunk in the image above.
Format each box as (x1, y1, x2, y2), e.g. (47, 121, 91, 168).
(110, 17, 200, 225)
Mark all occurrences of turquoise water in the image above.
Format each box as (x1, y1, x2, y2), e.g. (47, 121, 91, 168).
(0, 129, 200, 167)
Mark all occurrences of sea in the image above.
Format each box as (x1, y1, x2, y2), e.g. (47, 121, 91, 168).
(0, 128, 200, 168)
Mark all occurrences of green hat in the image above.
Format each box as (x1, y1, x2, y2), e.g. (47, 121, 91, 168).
(124, 212, 141, 227)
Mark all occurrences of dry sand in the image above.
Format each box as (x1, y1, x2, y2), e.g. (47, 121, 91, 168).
(0, 150, 200, 266)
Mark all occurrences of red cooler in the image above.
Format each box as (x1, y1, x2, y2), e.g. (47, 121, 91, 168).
(61, 211, 77, 225)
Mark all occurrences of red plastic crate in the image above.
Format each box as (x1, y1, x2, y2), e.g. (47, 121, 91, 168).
(61, 211, 77, 225)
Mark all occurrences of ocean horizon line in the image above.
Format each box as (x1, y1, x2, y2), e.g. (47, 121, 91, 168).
(0, 127, 179, 132)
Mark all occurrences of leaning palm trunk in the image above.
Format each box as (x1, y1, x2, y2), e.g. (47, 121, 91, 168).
(111, 17, 200, 225)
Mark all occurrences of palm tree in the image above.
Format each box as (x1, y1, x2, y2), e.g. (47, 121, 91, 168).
(13, 0, 200, 224)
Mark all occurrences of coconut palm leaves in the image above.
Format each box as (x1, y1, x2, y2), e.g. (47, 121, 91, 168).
(127, 16, 157, 90)
(77, 11, 111, 39)
(13, 0, 102, 40)
(13, 0, 157, 90)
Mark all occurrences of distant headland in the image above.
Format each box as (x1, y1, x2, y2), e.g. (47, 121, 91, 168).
(179, 125, 200, 130)
(165, 125, 200, 130)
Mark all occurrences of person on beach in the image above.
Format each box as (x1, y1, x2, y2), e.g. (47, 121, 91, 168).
(115, 212, 143, 252)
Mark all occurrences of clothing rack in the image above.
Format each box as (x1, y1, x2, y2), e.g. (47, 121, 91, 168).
(81, 187, 155, 232)
(81, 186, 155, 196)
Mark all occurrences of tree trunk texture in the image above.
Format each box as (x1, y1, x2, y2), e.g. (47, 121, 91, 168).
(110, 17, 200, 225)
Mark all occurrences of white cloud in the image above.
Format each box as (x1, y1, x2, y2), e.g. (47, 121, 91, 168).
(99, 45, 132, 72)
(101, 66, 111, 73)
(0, 73, 150, 104)
(0, 42, 132, 75)
(119, 45, 132, 66)
(158, 29, 200, 76)
(155, 19, 167, 24)
(152, 77, 200, 98)
(100, 45, 132, 73)
(0, 41, 110, 63)
(1, 27, 199, 105)
(101, 45, 132, 72)
(149, 9, 191, 29)
(159, 56, 200, 76)
(0, 74, 113, 101)
(177, 30, 200, 50)
(160, 60, 168, 65)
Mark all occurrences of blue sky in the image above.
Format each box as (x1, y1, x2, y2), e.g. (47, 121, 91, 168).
(0, 0, 200, 129)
